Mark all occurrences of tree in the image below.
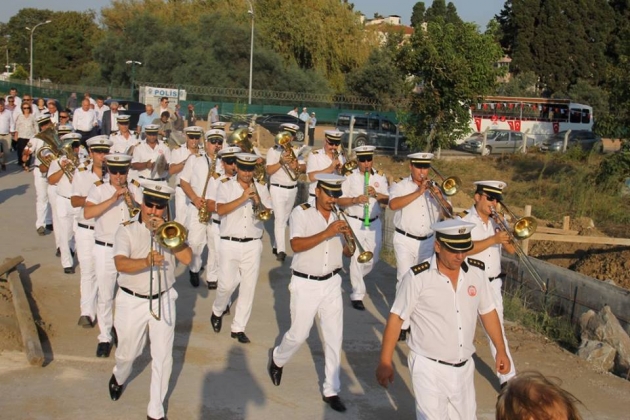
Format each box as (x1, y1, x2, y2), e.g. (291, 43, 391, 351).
(397, 21, 504, 150)
(445, 2, 462, 25)
(424, 0, 447, 23)
(495, 71, 538, 96)
(9, 65, 28, 80)
(410, 2, 426, 28)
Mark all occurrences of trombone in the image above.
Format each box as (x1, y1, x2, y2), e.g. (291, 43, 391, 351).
(275, 131, 300, 181)
(421, 167, 461, 219)
(333, 144, 358, 176)
(149, 200, 188, 320)
(331, 204, 373, 263)
(490, 203, 546, 292)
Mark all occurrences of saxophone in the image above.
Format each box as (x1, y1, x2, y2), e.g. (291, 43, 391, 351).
(120, 180, 140, 218)
(198, 152, 216, 223)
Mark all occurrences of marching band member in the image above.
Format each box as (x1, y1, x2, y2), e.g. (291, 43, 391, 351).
(169, 126, 202, 225)
(211, 121, 227, 131)
(268, 174, 352, 413)
(84, 154, 142, 358)
(210, 153, 272, 344)
(49, 124, 73, 257)
(459, 181, 517, 387)
(265, 123, 306, 262)
(108, 182, 191, 420)
(376, 219, 511, 419)
(71, 135, 112, 328)
(132, 124, 171, 182)
(306, 130, 345, 203)
(388, 152, 444, 340)
(338, 146, 389, 310)
(110, 115, 139, 154)
(203, 145, 241, 289)
(179, 129, 224, 287)
(47, 133, 82, 273)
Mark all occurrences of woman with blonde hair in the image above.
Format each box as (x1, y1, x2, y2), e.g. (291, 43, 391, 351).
(14, 102, 38, 171)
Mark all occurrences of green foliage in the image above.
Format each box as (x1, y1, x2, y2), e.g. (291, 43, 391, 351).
(9, 65, 28, 80)
(410, 2, 426, 28)
(596, 143, 630, 187)
(495, 70, 538, 96)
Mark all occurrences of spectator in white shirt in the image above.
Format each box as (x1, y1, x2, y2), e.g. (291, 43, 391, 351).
(72, 98, 98, 146)
(0, 100, 15, 170)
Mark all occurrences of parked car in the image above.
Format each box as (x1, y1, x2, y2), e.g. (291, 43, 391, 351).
(539, 130, 602, 152)
(461, 129, 536, 155)
(336, 113, 408, 151)
(255, 114, 306, 142)
(105, 99, 146, 131)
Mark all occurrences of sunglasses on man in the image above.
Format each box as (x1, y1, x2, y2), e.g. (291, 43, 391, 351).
(107, 166, 129, 175)
(144, 201, 167, 210)
(208, 138, 223, 145)
(357, 156, 373, 162)
(222, 157, 236, 165)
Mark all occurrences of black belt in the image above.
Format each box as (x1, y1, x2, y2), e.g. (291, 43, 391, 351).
(220, 236, 261, 243)
(95, 240, 113, 248)
(120, 286, 165, 300)
(58, 195, 70, 199)
(309, 193, 315, 197)
(395, 228, 433, 241)
(348, 215, 378, 223)
(293, 268, 341, 281)
(212, 219, 220, 225)
(78, 223, 95, 230)
(271, 183, 297, 189)
(425, 356, 468, 368)
(0, 133, 9, 135)
(139, 176, 167, 182)
(489, 273, 506, 282)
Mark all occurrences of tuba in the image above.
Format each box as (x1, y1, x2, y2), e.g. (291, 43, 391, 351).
(275, 131, 300, 181)
(33, 127, 63, 167)
(37, 138, 79, 182)
(230, 127, 266, 182)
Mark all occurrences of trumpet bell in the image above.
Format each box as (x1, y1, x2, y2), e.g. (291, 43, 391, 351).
(155, 221, 188, 249)
(275, 131, 293, 146)
(513, 216, 537, 240)
(441, 176, 461, 197)
(357, 251, 374, 264)
(228, 128, 251, 150)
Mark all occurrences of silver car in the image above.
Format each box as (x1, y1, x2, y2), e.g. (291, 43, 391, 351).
(462, 129, 536, 155)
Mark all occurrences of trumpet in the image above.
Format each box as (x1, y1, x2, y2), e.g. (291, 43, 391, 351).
(333, 144, 357, 176)
(119, 180, 140, 218)
(421, 167, 462, 219)
(275, 131, 300, 181)
(490, 203, 546, 292)
(250, 181, 273, 221)
(148, 206, 188, 320)
(331, 204, 373, 263)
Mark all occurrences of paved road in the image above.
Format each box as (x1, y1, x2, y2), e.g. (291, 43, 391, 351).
(0, 160, 628, 420)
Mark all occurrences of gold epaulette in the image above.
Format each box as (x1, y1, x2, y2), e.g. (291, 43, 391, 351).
(212, 172, 221, 179)
(377, 170, 384, 176)
(172, 144, 181, 149)
(257, 179, 267, 186)
(94, 180, 104, 186)
(411, 262, 430, 275)
(312, 150, 319, 155)
(131, 179, 141, 187)
(395, 177, 404, 183)
(122, 220, 135, 227)
(78, 167, 87, 172)
(299, 203, 311, 210)
(221, 177, 231, 183)
(457, 210, 469, 218)
(467, 258, 485, 270)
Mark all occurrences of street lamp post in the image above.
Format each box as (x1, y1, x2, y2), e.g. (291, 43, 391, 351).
(26, 20, 51, 85)
(126, 60, 142, 100)
(246, 0, 254, 105)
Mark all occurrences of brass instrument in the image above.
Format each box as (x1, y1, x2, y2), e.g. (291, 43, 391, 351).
(491, 203, 546, 291)
(32, 126, 62, 166)
(331, 204, 373, 263)
(37, 138, 79, 182)
(275, 131, 300, 181)
(198, 152, 217, 224)
(422, 167, 462, 219)
(230, 127, 266, 182)
(250, 181, 273, 221)
(149, 204, 189, 320)
(120, 181, 140, 218)
(332, 143, 358, 176)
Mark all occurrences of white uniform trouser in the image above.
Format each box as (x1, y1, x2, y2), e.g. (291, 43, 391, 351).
(75, 225, 97, 319)
(273, 274, 343, 397)
(48, 185, 61, 250)
(113, 288, 177, 420)
(409, 351, 476, 420)
(205, 220, 221, 284)
(93, 243, 117, 343)
(34, 169, 52, 229)
(186, 204, 208, 273)
(393, 231, 434, 330)
(174, 185, 189, 226)
(269, 184, 297, 253)
(56, 195, 76, 269)
(346, 216, 381, 301)
(482, 278, 516, 384)
(212, 239, 262, 333)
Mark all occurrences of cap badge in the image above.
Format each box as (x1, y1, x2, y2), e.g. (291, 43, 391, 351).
(459, 227, 466, 234)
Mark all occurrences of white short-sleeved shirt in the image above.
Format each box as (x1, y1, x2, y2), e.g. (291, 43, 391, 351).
(113, 220, 176, 295)
(132, 141, 171, 179)
(86, 181, 142, 243)
(460, 205, 503, 278)
(72, 167, 106, 226)
(266, 145, 305, 186)
(391, 255, 496, 363)
(289, 203, 343, 276)
(389, 176, 442, 237)
(48, 158, 76, 197)
(179, 154, 212, 195)
(170, 146, 193, 185)
(216, 177, 272, 238)
(306, 148, 344, 195)
(341, 169, 389, 219)
(110, 133, 141, 154)
(205, 173, 230, 222)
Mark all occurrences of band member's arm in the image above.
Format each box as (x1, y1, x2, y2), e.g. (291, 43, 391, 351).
(388, 186, 426, 211)
(307, 160, 338, 181)
(169, 158, 187, 175)
(479, 309, 511, 374)
(131, 160, 153, 170)
(180, 179, 204, 210)
(84, 189, 124, 219)
(290, 219, 348, 253)
(376, 312, 404, 388)
(470, 232, 515, 255)
(71, 195, 86, 208)
(216, 187, 252, 216)
(47, 160, 69, 185)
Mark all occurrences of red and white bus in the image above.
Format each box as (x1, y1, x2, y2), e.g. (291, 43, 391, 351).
(467, 96, 594, 144)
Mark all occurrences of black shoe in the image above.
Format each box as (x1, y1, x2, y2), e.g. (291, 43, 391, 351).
(111, 327, 118, 347)
(351, 300, 365, 311)
(210, 313, 223, 333)
(64, 267, 75, 274)
(70, 249, 75, 258)
(1, 163, 6, 171)
(77, 315, 94, 328)
(268, 348, 283, 386)
(276, 251, 286, 262)
(55, 248, 61, 257)
(322, 395, 347, 412)
(231, 331, 251, 344)
(398, 329, 407, 342)
(207, 281, 218, 290)
(96, 342, 112, 358)
(37, 226, 47, 236)
(108, 374, 124, 401)
(46, 224, 54, 232)
(272, 247, 277, 255)
(147, 417, 164, 420)
(500, 381, 508, 390)
(189, 270, 200, 287)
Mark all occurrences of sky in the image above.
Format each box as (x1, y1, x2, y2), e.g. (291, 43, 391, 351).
(0, 0, 505, 28)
